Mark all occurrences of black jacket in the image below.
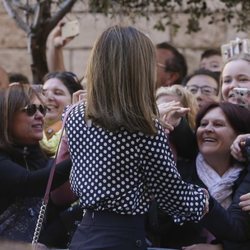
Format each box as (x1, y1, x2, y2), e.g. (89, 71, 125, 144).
(0, 144, 71, 214)
(146, 158, 250, 249)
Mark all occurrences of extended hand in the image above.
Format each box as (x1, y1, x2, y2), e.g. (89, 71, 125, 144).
(158, 101, 190, 133)
(239, 192, 250, 212)
(230, 133, 250, 162)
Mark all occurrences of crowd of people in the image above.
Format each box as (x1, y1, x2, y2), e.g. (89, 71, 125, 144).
(0, 21, 249, 250)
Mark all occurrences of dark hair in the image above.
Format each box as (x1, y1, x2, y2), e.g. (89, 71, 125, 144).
(9, 72, 29, 84)
(182, 68, 221, 95)
(0, 84, 44, 153)
(156, 42, 187, 84)
(200, 49, 221, 60)
(196, 102, 250, 135)
(43, 71, 83, 96)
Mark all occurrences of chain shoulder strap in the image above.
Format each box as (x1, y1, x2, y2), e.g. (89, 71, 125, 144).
(32, 201, 47, 244)
(32, 103, 79, 245)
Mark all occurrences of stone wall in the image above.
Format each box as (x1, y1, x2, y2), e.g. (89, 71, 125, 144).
(0, 1, 249, 83)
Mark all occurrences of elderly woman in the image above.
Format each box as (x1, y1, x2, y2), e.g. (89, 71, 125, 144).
(0, 84, 71, 243)
(150, 102, 250, 250)
(183, 102, 250, 250)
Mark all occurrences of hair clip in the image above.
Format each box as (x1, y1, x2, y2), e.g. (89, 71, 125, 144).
(221, 37, 250, 62)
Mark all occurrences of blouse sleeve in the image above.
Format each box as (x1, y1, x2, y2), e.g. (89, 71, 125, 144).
(140, 122, 208, 225)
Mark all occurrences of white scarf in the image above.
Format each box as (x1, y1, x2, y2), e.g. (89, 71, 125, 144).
(196, 153, 243, 209)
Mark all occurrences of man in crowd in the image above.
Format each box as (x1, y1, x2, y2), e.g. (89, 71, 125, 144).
(156, 42, 188, 87)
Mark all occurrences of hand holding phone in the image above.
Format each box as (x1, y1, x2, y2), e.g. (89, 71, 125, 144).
(232, 87, 250, 109)
(233, 87, 250, 97)
(61, 20, 80, 40)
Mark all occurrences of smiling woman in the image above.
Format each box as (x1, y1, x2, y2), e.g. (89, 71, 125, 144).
(220, 38, 250, 109)
(151, 101, 250, 249)
(0, 84, 71, 243)
(12, 103, 46, 145)
(195, 102, 249, 179)
(221, 59, 250, 109)
(40, 71, 83, 156)
(0, 84, 46, 149)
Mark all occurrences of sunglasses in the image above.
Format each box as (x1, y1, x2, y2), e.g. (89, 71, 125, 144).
(21, 104, 48, 116)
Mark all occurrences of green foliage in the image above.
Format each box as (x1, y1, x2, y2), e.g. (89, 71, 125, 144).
(88, 0, 250, 34)
(7, 0, 250, 34)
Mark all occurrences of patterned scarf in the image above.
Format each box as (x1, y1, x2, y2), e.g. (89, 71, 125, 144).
(196, 153, 243, 209)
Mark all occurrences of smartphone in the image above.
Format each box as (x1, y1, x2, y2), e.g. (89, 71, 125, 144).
(232, 87, 250, 109)
(240, 137, 250, 161)
(233, 87, 250, 97)
(61, 20, 80, 39)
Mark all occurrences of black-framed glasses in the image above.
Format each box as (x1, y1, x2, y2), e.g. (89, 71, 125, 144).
(186, 85, 218, 96)
(21, 104, 48, 116)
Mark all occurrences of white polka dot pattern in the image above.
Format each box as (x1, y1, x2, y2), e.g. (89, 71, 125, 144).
(65, 103, 207, 224)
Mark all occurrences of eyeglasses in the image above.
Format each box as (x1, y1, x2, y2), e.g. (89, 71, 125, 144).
(21, 104, 48, 116)
(186, 85, 218, 96)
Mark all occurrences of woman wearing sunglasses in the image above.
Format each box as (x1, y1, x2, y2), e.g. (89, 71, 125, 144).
(0, 84, 71, 243)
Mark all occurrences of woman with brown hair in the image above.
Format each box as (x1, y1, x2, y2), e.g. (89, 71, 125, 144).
(0, 84, 71, 243)
(64, 25, 209, 250)
(153, 102, 250, 250)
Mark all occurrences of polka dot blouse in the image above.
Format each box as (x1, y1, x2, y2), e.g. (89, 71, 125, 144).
(65, 103, 207, 224)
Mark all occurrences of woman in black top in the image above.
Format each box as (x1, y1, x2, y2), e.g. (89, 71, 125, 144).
(0, 84, 71, 242)
(150, 102, 250, 250)
(65, 25, 209, 250)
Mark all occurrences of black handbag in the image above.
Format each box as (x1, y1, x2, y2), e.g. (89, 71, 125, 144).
(0, 197, 42, 242)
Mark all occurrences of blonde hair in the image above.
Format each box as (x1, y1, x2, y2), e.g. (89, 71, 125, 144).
(220, 54, 250, 101)
(156, 85, 198, 130)
(86, 25, 157, 135)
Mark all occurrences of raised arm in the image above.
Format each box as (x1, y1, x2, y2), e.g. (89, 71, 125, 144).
(46, 21, 77, 72)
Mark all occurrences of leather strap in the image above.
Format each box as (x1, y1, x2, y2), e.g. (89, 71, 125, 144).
(43, 103, 78, 205)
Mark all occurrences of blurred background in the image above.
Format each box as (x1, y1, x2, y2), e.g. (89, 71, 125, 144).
(0, 0, 249, 82)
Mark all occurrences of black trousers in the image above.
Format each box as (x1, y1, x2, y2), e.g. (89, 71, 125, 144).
(69, 210, 147, 250)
